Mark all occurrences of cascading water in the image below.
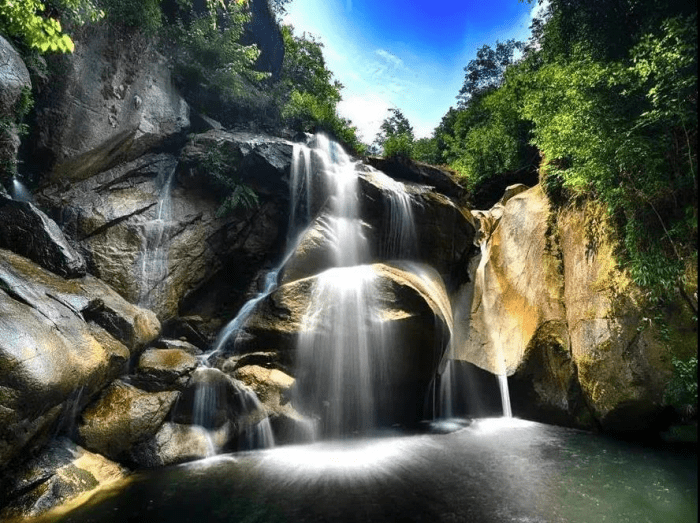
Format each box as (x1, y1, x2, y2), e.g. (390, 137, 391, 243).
(188, 141, 323, 452)
(138, 165, 176, 309)
(10, 176, 32, 202)
(382, 176, 418, 259)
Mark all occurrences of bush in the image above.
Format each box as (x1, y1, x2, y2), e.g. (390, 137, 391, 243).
(665, 356, 698, 410)
(201, 145, 258, 217)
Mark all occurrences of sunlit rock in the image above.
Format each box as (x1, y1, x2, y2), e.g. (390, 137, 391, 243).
(558, 202, 673, 432)
(133, 347, 199, 392)
(77, 380, 180, 463)
(0, 437, 127, 521)
(0, 249, 158, 465)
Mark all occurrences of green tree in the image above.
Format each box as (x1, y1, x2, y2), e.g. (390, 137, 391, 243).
(0, 0, 101, 52)
(165, 1, 266, 104)
(373, 108, 414, 158)
(457, 39, 523, 108)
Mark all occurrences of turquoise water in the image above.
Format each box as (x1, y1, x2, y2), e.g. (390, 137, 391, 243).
(43, 418, 697, 523)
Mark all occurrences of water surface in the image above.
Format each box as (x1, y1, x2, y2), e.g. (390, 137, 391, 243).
(45, 419, 697, 523)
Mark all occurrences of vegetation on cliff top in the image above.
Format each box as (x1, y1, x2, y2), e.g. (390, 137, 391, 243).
(385, 0, 697, 319)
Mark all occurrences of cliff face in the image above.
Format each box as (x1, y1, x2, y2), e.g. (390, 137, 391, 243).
(453, 184, 681, 432)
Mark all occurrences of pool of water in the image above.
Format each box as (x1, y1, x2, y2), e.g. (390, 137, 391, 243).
(41, 418, 697, 523)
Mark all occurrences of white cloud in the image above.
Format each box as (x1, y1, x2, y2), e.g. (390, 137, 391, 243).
(337, 94, 392, 143)
(375, 49, 404, 69)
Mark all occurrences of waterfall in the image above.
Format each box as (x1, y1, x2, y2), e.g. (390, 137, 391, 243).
(288, 143, 313, 244)
(382, 176, 418, 259)
(138, 165, 176, 309)
(474, 238, 512, 418)
(10, 176, 32, 202)
(191, 142, 327, 452)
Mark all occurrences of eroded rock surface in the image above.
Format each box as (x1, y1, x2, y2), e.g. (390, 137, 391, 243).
(32, 26, 189, 181)
(0, 249, 159, 465)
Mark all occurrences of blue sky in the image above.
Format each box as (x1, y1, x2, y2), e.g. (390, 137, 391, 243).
(283, 0, 540, 142)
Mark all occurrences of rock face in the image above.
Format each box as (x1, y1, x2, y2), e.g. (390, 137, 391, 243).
(0, 196, 87, 278)
(452, 184, 676, 432)
(38, 141, 287, 321)
(31, 25, 189, 181)
(0, 36, 31, 119)
(0, 35, 31, 179)
(0, 248, 159, 467)
(241, 0, 285, 80)
(0, 438, 127, 521)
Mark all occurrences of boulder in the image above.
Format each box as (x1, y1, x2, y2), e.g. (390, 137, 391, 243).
(229, 364, 313, 444)
(130, 422, 230, 467)
(77, 380, 180, 463)
(0, 438, 127, 520)
(0, 196, 86, 278)
(228, 262, 453, 429)
(0, 249, 159, 465)
(133, 347, 199, 391)
(169, 367, 268, 432)
(31, 25, 189, 182)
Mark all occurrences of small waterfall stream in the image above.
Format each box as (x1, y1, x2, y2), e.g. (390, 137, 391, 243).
(10, 176, 32, 202)
(138, 165, 176, 309)
(474, 238, 513, 417)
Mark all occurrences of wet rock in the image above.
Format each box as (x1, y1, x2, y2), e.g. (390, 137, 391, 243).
(281, 169, 476, 289)
(31, 26, 189, 181)
(133, 347, 199, 391)
(0, 248, 158, 465)
(229, 262, 453, 429)
(77, 380, 180, 463)
(130, 422, 230, 467)
(0, 438, 127, 521)
(170, 368, 267, 431)
(231, 364, 313, 445)
(0, 196, 87, 277)
(0, 35, 31, 180)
